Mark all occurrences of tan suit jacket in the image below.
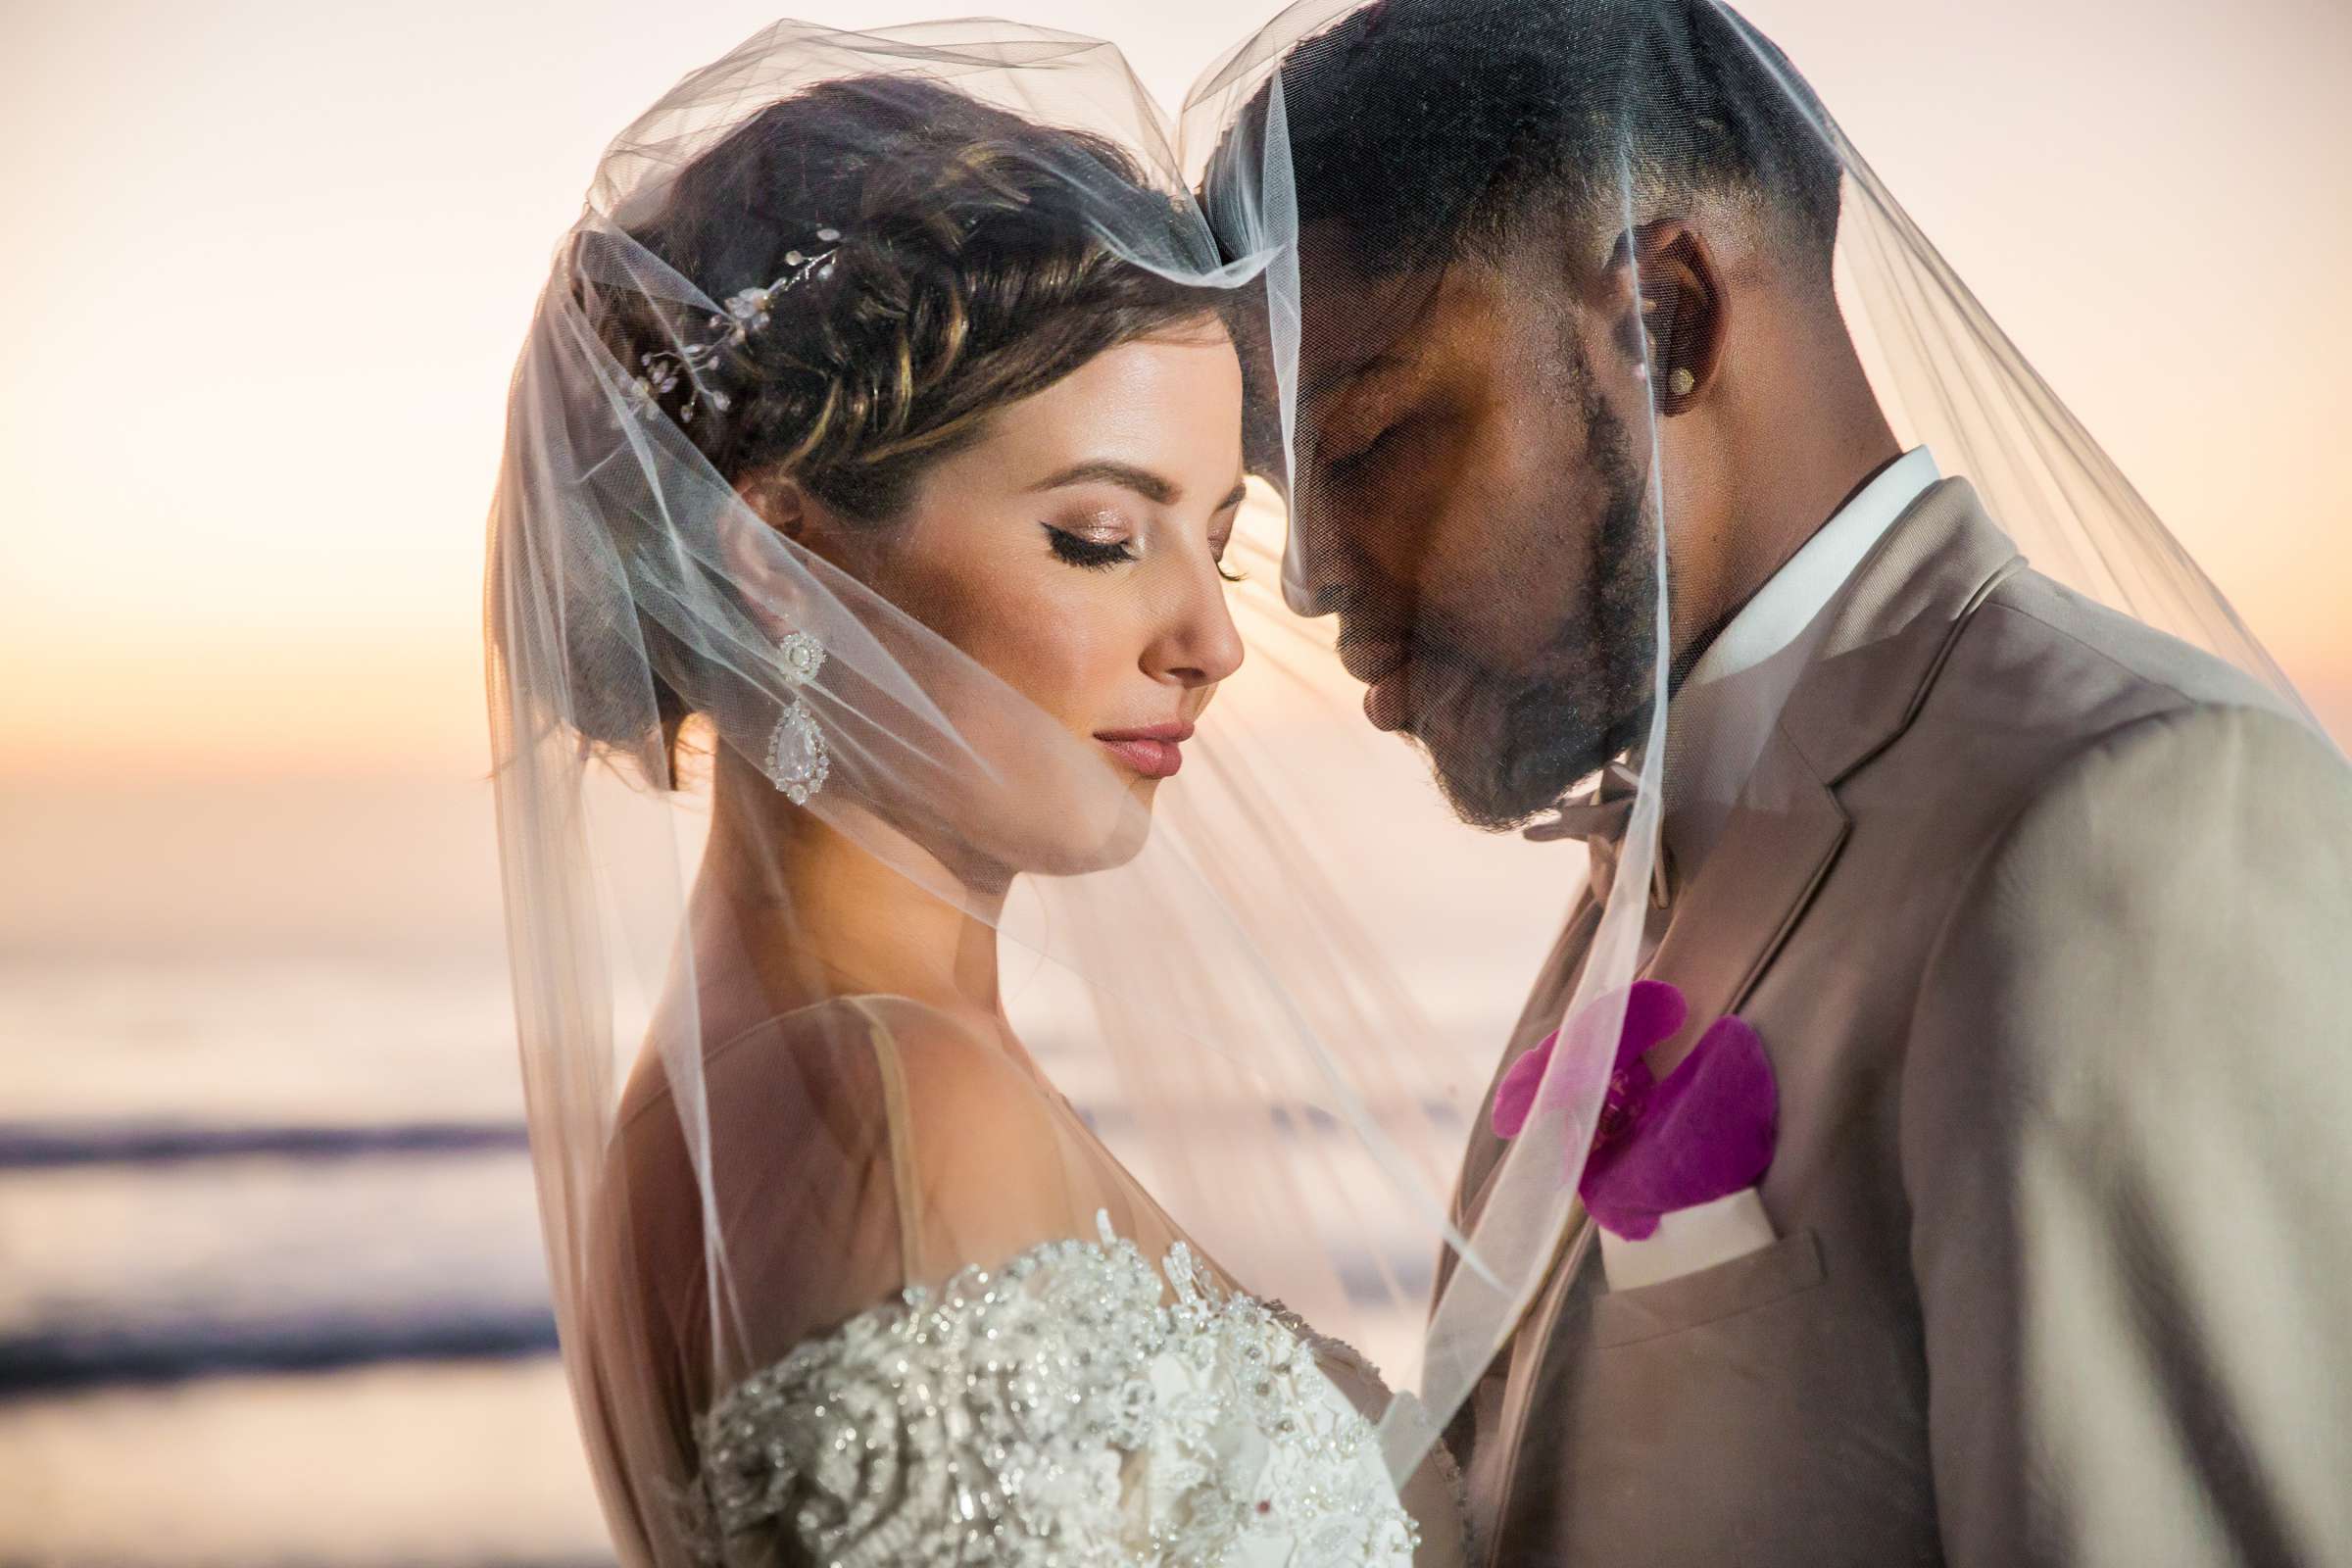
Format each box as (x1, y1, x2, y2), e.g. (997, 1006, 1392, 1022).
(1448, 479, 2352, 1566)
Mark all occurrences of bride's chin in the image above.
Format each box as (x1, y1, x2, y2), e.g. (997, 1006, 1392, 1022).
(1025, 778, 1158, 875)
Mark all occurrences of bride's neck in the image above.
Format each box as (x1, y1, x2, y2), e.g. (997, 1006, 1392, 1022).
(699, 751, 1006, 1019)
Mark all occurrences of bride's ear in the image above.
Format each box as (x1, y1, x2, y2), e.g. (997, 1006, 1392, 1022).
(725, 466, 852, 638)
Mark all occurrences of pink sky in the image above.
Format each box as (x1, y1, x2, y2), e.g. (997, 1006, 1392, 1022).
(3, 0, 2346, 782)
(1, 14, 2345, 1552)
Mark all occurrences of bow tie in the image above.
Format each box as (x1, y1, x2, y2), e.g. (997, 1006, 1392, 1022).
(1524, 760, 1674, 910)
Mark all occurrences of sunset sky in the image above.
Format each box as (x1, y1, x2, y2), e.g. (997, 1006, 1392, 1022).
(4, 0, 2347, 784)
(3, 12, 2346, 1556)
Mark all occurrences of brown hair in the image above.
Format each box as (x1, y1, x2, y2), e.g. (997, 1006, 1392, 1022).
(607, 75, 1227, 517)
(567, 75, 1236, 780)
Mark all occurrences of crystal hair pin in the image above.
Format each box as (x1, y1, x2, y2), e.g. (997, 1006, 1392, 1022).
(626, 226, 843, 424)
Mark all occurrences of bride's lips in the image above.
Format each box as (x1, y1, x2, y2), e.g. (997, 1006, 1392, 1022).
(1094, 720, 1195, 779)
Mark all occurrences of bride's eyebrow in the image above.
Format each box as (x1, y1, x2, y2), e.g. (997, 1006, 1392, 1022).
(1031, 460, 1179, 505)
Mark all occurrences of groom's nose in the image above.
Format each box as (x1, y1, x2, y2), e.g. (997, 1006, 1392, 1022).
(1281, 487, 1352, 618)
(1281, 531, 1326, 616)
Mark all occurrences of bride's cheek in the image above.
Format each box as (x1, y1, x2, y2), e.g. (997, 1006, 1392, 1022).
(952, 581, 1094, 726)
(1018, 617, 1110, 726)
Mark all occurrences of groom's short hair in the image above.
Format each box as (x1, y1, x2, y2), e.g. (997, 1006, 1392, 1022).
(1267, 0, 1841, 282)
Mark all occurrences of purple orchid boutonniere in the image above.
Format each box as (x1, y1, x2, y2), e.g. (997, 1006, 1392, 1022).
(1491, 979, 1778, 1241)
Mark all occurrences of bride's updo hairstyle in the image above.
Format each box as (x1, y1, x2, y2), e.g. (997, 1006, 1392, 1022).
(577, 76, 1227, 776)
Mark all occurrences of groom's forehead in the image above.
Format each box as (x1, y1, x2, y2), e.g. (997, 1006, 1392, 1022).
(1296, 253, 1520, 418)
(1296, 256, 1445, 402)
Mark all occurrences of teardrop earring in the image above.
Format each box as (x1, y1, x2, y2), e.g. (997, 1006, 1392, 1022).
(763, 630, 829, 805)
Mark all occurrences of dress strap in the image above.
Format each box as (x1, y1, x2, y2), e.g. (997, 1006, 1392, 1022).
(846, 996, 927, 1286)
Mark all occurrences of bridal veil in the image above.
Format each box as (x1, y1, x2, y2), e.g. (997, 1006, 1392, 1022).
(1183, 0, 2320, 1489)
(487, 19, 1516, 1561)
(485, 7, 2323, 1563)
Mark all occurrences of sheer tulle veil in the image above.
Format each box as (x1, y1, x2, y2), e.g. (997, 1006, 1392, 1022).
(1178, 0, 2322, 1483)
(487, 17, 1545, 1560)
(484, 7, 2327, 1561)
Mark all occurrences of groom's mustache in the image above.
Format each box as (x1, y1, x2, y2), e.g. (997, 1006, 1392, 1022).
(1336, 603, 1515, 693)
(1337, 619, 1496, 737)
(1335, 625, 1408, 688)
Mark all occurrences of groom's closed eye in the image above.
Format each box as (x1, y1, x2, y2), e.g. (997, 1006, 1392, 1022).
(1324, 420, 1405, 484)
(1322, 410, 1447, 498)
(1314, 366, 1441, 484)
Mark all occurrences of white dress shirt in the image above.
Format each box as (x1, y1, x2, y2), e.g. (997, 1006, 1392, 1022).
(1659, 446, 1941, 889)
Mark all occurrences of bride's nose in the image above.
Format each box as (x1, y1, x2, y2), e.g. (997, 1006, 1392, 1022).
(1144, 564, 1245, 688)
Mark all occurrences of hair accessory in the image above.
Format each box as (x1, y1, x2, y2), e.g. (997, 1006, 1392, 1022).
(626, 227, 844, 425)
(763, 629, 830, 804)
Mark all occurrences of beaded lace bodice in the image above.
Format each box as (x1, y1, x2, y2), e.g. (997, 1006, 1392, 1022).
(686, 1211, 1422, 1567)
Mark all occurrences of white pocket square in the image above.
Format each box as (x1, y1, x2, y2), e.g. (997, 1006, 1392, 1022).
(1598, 1186, 1777, 1292)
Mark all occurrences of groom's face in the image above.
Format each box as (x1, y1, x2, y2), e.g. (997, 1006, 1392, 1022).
(1291, 245, 1657, 828)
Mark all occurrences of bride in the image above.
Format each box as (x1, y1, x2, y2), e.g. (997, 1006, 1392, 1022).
(486, 21, 1467, 1568)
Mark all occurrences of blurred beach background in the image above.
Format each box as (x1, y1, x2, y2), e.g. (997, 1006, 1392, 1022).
(5, 0, 2348, 1561)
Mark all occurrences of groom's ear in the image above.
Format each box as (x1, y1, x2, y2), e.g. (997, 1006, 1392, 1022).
(1612, 220, 1725, 417)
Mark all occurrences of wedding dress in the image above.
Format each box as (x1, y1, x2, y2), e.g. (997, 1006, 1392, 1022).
(488, 8, 2337, 1566)
(691, 1218, 1419, 1566)
(582, 998, 1462, 1567)
(488, 24, 1508, 1567)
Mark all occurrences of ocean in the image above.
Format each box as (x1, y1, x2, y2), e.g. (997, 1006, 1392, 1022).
(0, 770, 1550, 1564)
(0, 950, 612, 1566)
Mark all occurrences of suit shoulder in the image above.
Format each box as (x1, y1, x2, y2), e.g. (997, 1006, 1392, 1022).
(1907, 696, 2352, 1123)
(1893, 564, 2313, 800)
(1982, 696, 2349, 879)
(1970, 564, 2293, 721)
(1846, 564, 2343, 924)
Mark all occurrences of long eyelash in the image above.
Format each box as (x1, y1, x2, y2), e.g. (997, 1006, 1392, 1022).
(1043, 524, 1137, 570)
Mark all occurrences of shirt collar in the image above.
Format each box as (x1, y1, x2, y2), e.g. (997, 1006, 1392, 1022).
(1655, 446, 1940, 887)
(1681, 446, 1941, 695)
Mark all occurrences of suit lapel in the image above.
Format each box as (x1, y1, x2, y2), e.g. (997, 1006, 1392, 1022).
(1454, 481, 2027, 1504)
(1642, 478, 2023, 1071)
(1448, 897, 1601, 1256)
(1642, 741, 1848, 1072)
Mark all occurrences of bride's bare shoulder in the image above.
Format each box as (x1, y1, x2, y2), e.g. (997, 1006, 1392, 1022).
(832, 997, 1125, 1262)
(830, 996, 1069, 1146)
(611, 993, 1099, 1270)
(612, 996, 875, 1133)
(613, 993, 1050, 1151)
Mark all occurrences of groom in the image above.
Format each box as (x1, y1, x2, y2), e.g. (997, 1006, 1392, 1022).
(1246, 1, 2352, 1563)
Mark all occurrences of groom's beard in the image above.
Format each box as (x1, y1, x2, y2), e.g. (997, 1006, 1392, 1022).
(1409, 401, 1657, 831)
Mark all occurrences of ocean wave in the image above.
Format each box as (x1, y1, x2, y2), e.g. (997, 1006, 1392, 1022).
(0, 1120, 530, 1170)
(0, 1305, 560, 1395)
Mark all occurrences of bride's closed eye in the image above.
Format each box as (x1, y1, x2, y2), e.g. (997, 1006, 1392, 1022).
(1046, 519, 1248, 586)
(1043, 519, 1139, 570)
